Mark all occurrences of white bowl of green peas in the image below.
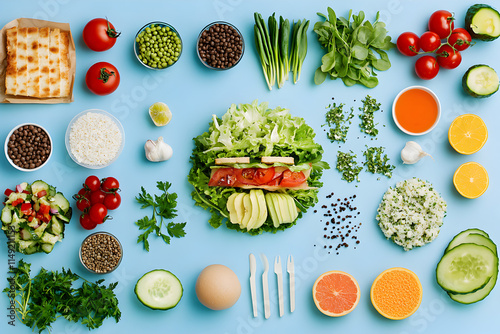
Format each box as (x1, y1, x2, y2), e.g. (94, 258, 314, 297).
(134, 21, 183, 70)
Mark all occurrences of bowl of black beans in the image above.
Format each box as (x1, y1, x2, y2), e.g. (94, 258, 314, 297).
(5, 123, 52, 172)
(79, 232, 123, 274)
(197, 21, 244, 70)
(134, 21, 183, 70)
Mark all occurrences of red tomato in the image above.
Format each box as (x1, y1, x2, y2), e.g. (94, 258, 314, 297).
(77, 187, 90, 199)
(436, 45, 462, 69)
(208, 168, 237, 187)
(101, 177, 120, 192)
(37, 190, 47, 198)
(235, 168, 275, 185)
(280, 170, 307, 187)
(396, 32, 420, 56)
(76, 197, 91, 212)
(448, 28, 472, 51)
(103, 193, 121, 210)
(84, 175, 101, 192)
(89, 203, 108, 224)
(80, 214, 97, 230)
(85, 62, 120, 95)
(419, 31, 441, 52)
(415, 55, 439, 80)
(428, 10, 454, 39)
(4, 188, 14, 196)
(83, 18, 120, 52)
(89, 189, 106, 205)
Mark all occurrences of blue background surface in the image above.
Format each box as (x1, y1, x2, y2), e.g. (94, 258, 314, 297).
(1, 1, 499, 333)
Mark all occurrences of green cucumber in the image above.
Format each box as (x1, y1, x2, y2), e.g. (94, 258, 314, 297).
(41, 243, 55, 254)
(445, 229, 496, 253)
(135, 269, 183, 310)
(465, 4, 500, 41)
(436, 243, 496, 294)
(51, 192, 70, 214)
(31, 180, 49, 197)
(462, 65, 499, 98)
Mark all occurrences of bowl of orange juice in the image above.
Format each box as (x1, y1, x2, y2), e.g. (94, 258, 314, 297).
(392, 86, 441, 136)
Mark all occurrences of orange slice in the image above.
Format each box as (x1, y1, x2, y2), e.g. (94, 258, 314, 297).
(312, 271, 360, 317)
(370, 267, 422, 320)
(448, 114, 488, 155)
(453, 162, 489, 199)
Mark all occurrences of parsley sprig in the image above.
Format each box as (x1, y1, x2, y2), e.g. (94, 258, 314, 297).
(135, 181, 186, 251)
(3, 259, 120, 333)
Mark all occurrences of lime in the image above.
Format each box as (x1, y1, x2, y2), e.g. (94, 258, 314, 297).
(149, 102, 172, 126)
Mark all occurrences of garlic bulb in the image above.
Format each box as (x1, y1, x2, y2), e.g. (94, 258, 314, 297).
(401, 141, 431, 164)
(144, 137, 173, 162)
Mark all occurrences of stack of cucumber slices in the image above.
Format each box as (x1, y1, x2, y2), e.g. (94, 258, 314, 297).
(436, 228, 498, 304)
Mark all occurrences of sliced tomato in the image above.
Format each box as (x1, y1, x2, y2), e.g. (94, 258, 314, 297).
(37, 190, 47, 198)
(208, 168, 238, 187)
(279, 170, 307, 187)
(236, 168, 275, 185)
(20, 203, 32, 215)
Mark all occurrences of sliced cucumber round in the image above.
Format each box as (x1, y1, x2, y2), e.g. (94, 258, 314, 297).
(445, 230, 496, 254)
(135, 269, 183, 310)
(462, 65, 499, 98)
(465, 4, 500, 41)
(436, 243, 496, 294)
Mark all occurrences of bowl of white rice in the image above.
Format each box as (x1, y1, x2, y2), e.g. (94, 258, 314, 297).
(65, 109, 125, 169)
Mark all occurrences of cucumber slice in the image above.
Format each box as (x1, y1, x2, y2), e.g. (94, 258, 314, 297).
(1, 207, 12, 224)
(465, 4, 500, 41)
(436, 243, 497, 294)
(462, 65, 499, 98)
(135, 269, 183, 310)
(445, 229, 496, 253)
(31, 180, 50, 196)
(51, 192, 70, 214)
(41, 243, 55, 254)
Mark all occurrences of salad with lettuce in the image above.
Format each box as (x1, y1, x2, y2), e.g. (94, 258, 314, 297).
(188, 100, 329, 235)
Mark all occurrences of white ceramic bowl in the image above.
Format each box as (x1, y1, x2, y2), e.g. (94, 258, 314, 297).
(4, 123, 52, 172)
(392, 86, 441, 136)
(65, 109, 125, 169)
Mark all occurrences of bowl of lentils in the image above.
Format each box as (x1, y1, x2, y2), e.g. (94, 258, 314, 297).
(197, 21, 244, 70)
(79, 232, 123, 274)
(5, 123, 52, 172)
(134, 21, 182, 70)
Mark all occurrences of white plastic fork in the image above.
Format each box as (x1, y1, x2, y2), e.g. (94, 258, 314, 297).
(260, 253, 270, 319)
(274, 256, 284, 317)
(287, 255, 295, 313)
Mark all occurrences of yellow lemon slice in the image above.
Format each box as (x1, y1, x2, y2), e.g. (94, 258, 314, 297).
(453, 162, 489, 199)
(149, 102, 172, 126)
(448, 114, 487, 155)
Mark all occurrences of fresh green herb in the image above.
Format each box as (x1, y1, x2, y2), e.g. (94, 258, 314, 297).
(359, 95, 381, 136)
(3, 259, 120, 333)
(336, 151, 362, 183)
(290, 19, 309, 84)
(135, 181, 186, 251)
(323, 102, 354, 143)
(363, 146, 395, 178)
(313, 8, 395, 88)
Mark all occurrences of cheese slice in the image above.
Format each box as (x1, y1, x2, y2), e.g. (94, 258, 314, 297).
(59, 31, 70, 97)
(261, 156, 295, 165)
(48, 28, 61, 97)
(5, 27, 18, 95)
(27, 27, 40, 97)
(38, 27, 51, 98)
(16, 27, 28, 96)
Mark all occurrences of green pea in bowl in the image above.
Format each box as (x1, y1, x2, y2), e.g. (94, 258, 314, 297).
(134, 21, 183, 70)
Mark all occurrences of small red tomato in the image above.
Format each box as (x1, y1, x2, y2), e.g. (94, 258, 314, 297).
(84, 175, 101, 192)
(428, 10, 455, 39)
(101, 177, 120, 192)
(448, 28, 472, 51)
(436, 45, 462, 69)
(85, 62, 120, 95)
(89, 189, 106, 205)
(419, 31, 442, 52)
(76, 197, 91, 212)
(415, 55, 440, 80)
(80, 214, 97, 230)
(89, 203, 108, 224)
(397, 32, 420, 56)
(77, 187, 90, 199)
(103, 193, 121, 210)
(83, 18, 121, 52)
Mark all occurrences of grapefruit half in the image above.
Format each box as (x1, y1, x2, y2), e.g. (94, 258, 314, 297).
(312, 270, 361, 317)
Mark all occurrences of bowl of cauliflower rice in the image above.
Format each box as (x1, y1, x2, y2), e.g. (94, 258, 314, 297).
(376, 178, 447, 251)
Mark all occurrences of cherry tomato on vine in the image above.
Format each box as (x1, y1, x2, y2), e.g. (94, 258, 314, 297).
(448, 28, 472, 51)
(83, 18, 121, 52)
(80, 213, 97, 230)
(415, 55, 440, 80)
(89, 203, 108, 224)
(420, 31, 441, 52)
(101, 177, 120, 192)
(103, 193, 121, 210)
(76, 197, 91, 212)
(84, 175, 101, 192)
(428, 10, 454, 39)
(397, 32, 420, 56)
(436, 45, 462, 69)
(89, 189, 106, 205)
(77, 187, 90, 199)
(85, 62, 120, 95)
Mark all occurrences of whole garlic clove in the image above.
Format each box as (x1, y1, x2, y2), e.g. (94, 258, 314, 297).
(401, 141, 431, 164)
(145, 136, 173, 162)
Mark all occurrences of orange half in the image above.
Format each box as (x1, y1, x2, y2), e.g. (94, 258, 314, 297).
(453, 162, 489, 199)
(312, 270, 360, 317)
(448, 114, 488, 155)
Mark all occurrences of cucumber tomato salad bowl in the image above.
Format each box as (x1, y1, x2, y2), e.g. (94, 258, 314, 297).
(188, 100, 329, 235)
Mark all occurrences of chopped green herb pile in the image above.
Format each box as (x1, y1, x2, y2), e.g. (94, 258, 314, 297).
(3, 259, 120, 333)
(336, 151, 362, 183)
(313, 8, 395, 88)
(363, 146, 395, 178)
(135, 181, 186, 251)
(323, 102, 354, 143)
(359, 95, 381, 136)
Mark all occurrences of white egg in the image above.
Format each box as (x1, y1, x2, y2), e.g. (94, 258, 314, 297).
(195, 264, 241, 310)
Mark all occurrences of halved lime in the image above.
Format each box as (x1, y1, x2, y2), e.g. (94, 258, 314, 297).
(149, 102, 172, 126)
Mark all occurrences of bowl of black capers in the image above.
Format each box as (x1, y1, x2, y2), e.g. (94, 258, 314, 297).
(5, 123, 52, 172)
(79, 232, 123, 274)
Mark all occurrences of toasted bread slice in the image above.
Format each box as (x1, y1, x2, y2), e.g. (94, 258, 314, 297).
(5, 27, 18, 95)
(59, 31, 70, 97)
(27, 27, 40, 97)
(38, 27, 51, 98)
(215, 157, 250, 165)
(16, 27, 28, 96)
(48, 28, 61, 97)
(261, 156, 295, 165)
